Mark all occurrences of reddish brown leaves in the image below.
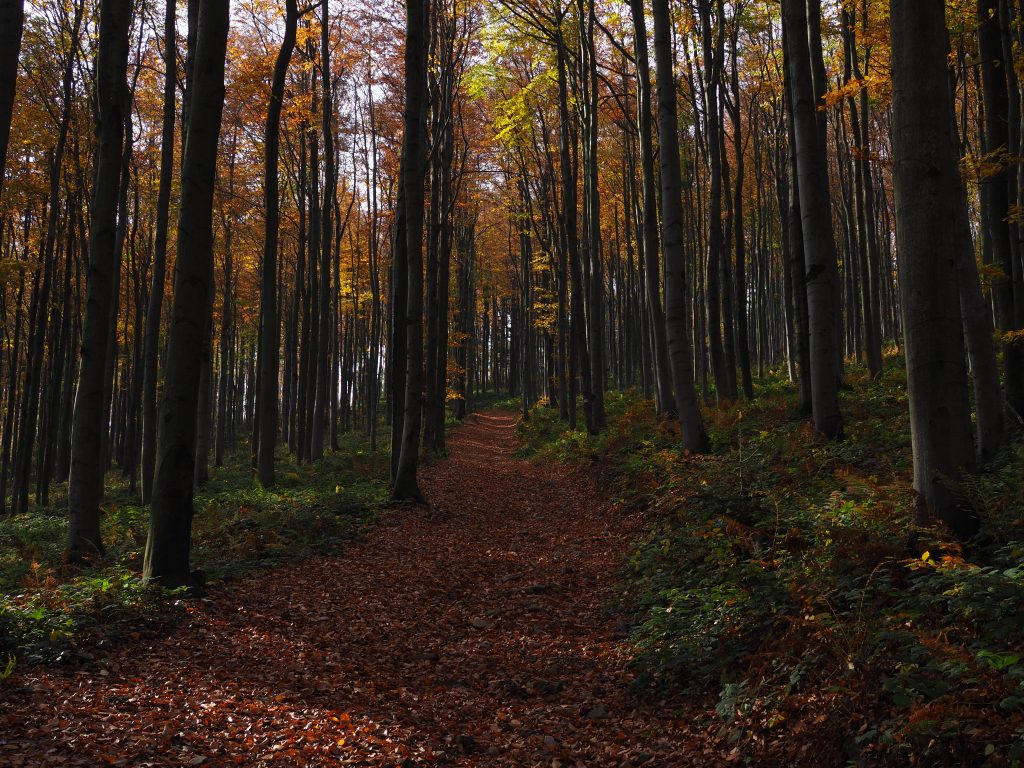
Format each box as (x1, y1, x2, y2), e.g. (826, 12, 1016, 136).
(0, 412, 708, 766)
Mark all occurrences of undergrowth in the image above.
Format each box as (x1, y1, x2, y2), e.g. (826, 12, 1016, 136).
(518, 355, 1024, 767)
(0, 433, 387, 669)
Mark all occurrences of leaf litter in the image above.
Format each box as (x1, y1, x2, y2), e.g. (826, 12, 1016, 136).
(0, 411, 718, 766)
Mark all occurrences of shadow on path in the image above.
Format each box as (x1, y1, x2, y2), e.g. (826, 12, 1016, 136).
(0, 411, 708, 766)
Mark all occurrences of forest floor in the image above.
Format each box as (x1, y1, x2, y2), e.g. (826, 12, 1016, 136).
(0, 411, 715, 767)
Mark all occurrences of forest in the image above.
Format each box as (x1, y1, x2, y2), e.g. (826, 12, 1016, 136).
(1, 0, 1024, 764)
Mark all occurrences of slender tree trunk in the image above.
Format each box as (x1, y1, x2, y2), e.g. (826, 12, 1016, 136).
(388, 156, 408, 480)
(556, 31, 589, 430)
(581, 0, 605, 432)
(144, 0, 228, 586)
(890, 0, 977, 538)
(193, 254, 215, 487)
(775, 132, 797, 382)
(843, 9, 883, 378)
(783, 0, 843, 438)
(652, 0, 708, 452)
(100, 90, 136, 477)
(0, 0, 25, 206)
(215, 223, 231, 468)
(0, 276, 24, 517)
(423, 15, 456, 453)
(142, 0, 177, 503)
(256, 0, 296, 485)
(781, 19, 812, 414)
(67, 0, 131, 562)
(311, 0, 333, 461)
(978, 0, 1024, 417)
(303, 119, 320, 461)
(947, 62, 1004, 464)
(392, 0, 429, 501)
(728, 25, 754, 400)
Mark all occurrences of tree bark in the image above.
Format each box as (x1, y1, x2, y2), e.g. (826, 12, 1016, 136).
(311, 0, 334, 461)
(256, 0, 297, 487)
(783, 0, 843, 438)
(144, 0, 229, 586)
(392, 0, 429, 501)
(0, 0, 24, 206)
(580, 0, 606, 432)
(728, 21, 754, 400)
(947, 58, 1004, 464)
(651, 0, 708, 452)
(142, 0, 177, 502)
(978, 0, 1024, 417)
(890, 0, 977, 538)
(626, 0, 675, 415)
(67, 0, 131, 562)
(781, 18, 812, 415)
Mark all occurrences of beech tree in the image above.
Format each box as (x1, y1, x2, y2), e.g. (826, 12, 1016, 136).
(782, 0, 842, 439)
(256, 0, 299, 488)
(144, 0, 229, 586)
(67, 0, 131, 561)
(890, 0, 977, 538)
(977, 0, 1024, 421)
(141, 0, 177, 503)
(628, 0, 673, 416)
(651, 0, 708, 452)
(0, 0, 24, 204)
(391, 0, 430, 501)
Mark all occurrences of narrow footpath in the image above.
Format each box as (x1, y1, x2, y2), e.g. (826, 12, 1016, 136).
(1, 412, 715, 767)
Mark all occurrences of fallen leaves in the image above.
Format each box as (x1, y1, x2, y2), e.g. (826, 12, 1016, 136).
(0, 412, 709, 766)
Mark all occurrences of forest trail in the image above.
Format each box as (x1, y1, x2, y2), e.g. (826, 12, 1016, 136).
(1, 412, 711, 767)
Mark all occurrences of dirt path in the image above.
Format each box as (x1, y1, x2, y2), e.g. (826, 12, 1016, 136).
(0, 412, 709, 767)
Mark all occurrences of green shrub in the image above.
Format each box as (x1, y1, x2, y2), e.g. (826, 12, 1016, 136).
(522, 357, 1024, 764)
(0, 433, 389, 668)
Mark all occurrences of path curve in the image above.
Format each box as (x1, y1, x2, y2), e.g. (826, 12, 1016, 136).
(1, 411, 708, 766)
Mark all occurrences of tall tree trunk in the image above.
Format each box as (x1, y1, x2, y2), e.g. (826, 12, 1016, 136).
(978, 0, 1024, 417)
(256, 0, 296, 486)
(781, 19, 812, 414)
(581, 0, 605, 432)
(311, 0, 333, 461)
(423, 12, 456, 453)
(556, 30, 589, 431)
(0, 275, 24, 517)
(948, 57, 1004, 464)
(651, 0, 708, 452)
(302, 119, 320, 461)
(454, 217, 475, 420)
(193, 255, 215, 487)
(728, 23, 754, 400)
(783, 0, 843, 438)
(365, 66, 382, 450)
(627, 0, 674, 415)
(0, 0, 24, 206)
(142, 0, 177, 503)
(215, 213, 232, 468)
(843, 8, 883, 379)
(67, 0, 131, 562)
(697, 0, 729, 402)
(392, 0, 429, 501)
(890, 0, 977, 538)
(144, 0, 228, 586)
(100, 85, 136, 477)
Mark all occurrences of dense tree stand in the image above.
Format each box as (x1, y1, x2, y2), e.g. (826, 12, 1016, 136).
(3, 0, 1022, 761)
(0, 413, 702, 764)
